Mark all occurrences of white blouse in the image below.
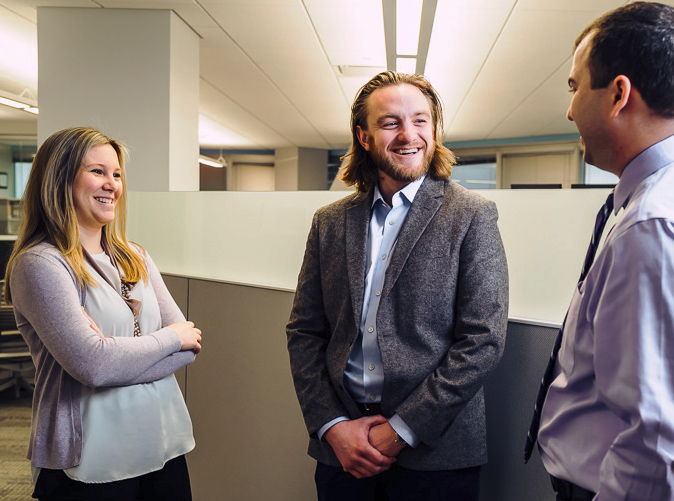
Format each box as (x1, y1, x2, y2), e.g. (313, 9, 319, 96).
(63, 252, 194, 483)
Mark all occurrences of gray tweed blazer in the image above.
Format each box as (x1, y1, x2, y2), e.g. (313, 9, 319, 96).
(286, 176, 509, 470)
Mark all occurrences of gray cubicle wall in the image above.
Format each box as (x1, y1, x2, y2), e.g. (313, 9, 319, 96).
(480, 320, 556, 500)
(163, 275, 316, 501)
(162, 275, 189, 396)
(163, 274, 557, 501)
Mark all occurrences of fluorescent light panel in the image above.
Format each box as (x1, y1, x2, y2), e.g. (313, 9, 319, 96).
(396, 0, 423, 56)
(198, 156, 224, 168)
(0, 96, 28, 109)
(384, 0, 437, 75)
(0, 95, 39, 115)
(396, 57, 417, 74)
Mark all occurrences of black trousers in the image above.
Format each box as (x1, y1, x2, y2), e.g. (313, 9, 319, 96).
(315, 461, 481, 501)
(550, 475, 596, 501)
(32, 455, 192, 501)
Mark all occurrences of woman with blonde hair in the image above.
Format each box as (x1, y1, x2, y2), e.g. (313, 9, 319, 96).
(4, 126, 202, 500)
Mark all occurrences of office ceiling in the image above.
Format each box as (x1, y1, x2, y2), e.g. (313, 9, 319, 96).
(0, 0, 652, 151)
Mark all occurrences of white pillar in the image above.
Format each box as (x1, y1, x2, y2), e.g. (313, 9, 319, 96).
(37, 8, 199, 191)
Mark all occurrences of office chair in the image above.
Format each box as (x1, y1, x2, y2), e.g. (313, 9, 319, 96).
(0, 280, 34, 398)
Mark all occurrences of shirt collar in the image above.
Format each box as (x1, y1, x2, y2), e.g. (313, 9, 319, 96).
(614, 134, 674, 213)
(372, 174, 426, 209)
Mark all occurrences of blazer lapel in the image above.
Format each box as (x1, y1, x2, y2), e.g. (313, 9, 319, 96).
(381, 177, 445, 301)
(346, 190, 374, 328)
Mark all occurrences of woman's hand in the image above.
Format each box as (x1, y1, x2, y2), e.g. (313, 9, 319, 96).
(168, 321, 202, 354)
(82, 307, 104, 339)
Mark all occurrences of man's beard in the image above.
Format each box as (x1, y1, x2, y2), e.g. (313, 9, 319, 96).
(370, 145, 433, 183)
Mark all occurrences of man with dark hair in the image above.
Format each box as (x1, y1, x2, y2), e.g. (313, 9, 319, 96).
(526, 2, 674, 499)
(286, 71, 508, 500)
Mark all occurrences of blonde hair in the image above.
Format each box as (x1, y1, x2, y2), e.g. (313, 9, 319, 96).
(341, 71, 456, 192)
(4, 126, 148, 304)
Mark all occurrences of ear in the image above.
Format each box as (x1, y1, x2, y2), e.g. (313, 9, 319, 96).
(356, 125, 371, 151)
(609, 75, 632, 118)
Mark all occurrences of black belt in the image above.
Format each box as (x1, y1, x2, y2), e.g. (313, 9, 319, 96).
(357, 402, 383, 416)
(550, 476, 595, 500)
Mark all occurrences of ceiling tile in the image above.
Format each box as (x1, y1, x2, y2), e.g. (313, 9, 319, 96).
(304, 0, 385, 68)
(445, 6, 614, 141)
(0, 5, 38, 87)
(2, 0, 668, 149)
(425, 1, 517, 125)
(200, 79, 291, 149)
(516, 0, 628, 12)
(487, 60, 575, 138)
(1, 0, 38, 22)
(200, 28, 330, 147)
(103, 2, 215, 30)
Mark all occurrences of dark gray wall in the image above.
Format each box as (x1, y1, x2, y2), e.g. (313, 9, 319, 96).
(162, 274, 557, 500)
(162, 275, 189, 396)
(481, 321, 556, 500)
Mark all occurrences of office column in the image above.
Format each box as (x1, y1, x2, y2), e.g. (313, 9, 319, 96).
(275, 147, 328, 190)
(37, 8, 199, 191)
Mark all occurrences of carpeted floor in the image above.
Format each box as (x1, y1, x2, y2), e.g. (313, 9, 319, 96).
(0, 390, 33, 501)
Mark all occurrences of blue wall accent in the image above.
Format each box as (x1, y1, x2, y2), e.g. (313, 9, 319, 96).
(447, 133, 580, 149)
(200, 134, 581, 159)
(200, 148, 275, 156)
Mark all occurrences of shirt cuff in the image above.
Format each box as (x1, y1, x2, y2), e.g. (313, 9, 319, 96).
(317, 416, 350, 441)
(389, 414, 420, 448)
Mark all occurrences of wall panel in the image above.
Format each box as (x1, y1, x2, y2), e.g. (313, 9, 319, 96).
(481, 321, 556, 500)
(164, 277, 556, 500)
(129, 188, 611, 324)
(183, 279, 315, 501)
(162, 274, 189, 396)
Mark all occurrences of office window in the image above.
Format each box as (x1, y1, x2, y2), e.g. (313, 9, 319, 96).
(328, 152, 343, 190)
(14, 162, 32, 199)
(451, 157, 496, 189)
(584, 163, 618, 185)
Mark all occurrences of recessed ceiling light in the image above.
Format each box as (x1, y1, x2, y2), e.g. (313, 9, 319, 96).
(0, 96, 28, 109)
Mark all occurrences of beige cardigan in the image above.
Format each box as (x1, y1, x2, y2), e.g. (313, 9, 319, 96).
(9, 242, 195, 469)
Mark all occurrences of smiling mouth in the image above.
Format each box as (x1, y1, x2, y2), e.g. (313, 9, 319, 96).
(395, 148, 420, 155)
(94, 197, 114, 204)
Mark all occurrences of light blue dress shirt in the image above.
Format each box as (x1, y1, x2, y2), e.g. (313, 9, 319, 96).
(538, 135, 674, 498)
(318, 176, 425, 447)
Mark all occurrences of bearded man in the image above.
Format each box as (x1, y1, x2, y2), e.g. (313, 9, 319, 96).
(286, 71, 509, 501)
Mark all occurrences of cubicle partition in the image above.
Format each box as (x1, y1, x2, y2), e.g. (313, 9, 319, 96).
(128, 188, 609, 500)
(161, 275, 315, 501)
(162, 274, 557, 501)
(129, 188, 611, 322)
(481, 320, 557, 500)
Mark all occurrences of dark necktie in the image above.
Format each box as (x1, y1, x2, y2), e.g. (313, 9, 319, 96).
(523, 191, 615, 463)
